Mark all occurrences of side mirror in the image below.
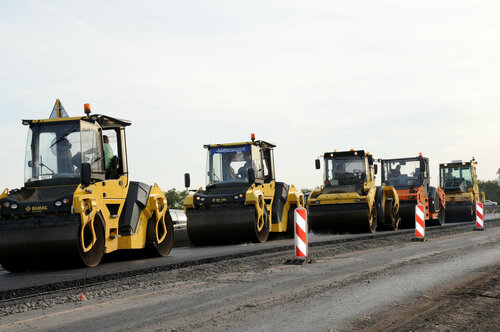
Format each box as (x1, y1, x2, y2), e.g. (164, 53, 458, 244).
(247, 168, 255, 183)
(81, 163, 91, 187)
(184, 173, 191, 189)
(315, 159, 320, 169)
(374, 164, 378, 175)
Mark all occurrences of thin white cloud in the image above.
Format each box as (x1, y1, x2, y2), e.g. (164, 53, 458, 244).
(34, 0, 97, 33)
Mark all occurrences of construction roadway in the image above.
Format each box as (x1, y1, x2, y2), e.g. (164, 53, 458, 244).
(0, 213, 499, 331)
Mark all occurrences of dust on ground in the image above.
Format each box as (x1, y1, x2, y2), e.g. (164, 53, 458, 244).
(348, 264, 500, 332)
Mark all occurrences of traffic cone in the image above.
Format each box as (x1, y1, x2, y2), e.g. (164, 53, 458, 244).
(78, 292, 87, 301)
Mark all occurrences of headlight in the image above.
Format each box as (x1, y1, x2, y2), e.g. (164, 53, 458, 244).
(234, 195, 239, 199)
(10, 203, 18, 209)
(2, 202, 10, 208)
(54, 201, 62, 207)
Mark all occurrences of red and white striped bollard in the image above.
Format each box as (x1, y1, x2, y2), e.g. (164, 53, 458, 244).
(475, 203, 484, 231)
(415, 204, 425, 240)
(294, 207, 308, 258)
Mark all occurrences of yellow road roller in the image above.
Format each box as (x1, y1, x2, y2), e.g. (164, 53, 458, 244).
(183, 134, 304, 245)
(439, 159, 485, 222)
(308, 150, 399, 234)
(0, 100, 174, 272)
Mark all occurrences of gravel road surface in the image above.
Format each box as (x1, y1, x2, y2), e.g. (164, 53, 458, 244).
(0, 220, 499, 331)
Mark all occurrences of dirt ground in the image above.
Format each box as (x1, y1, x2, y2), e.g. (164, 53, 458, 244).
(1, 220, 499, 331)
(348, 264, 500, 332)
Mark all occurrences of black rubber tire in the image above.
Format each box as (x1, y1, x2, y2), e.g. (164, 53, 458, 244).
(384, 199, 398, 231)
(438, 208, 446, 226)
(375, 188, 384, 227)
(285, 205, 297, 238)
(253, 207, 270, 243)
(428, 187, 439, 213)
(147, 212, 174, 257)
(367, 204, 377, 233)
(78, 213, 106, 268)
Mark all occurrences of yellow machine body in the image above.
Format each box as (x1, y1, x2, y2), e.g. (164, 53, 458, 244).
(0, 101, 173, 272)
(184, 139, 304, 245)
(308, 150, 399, 234)
(439, 159, 485, 222)
(72, 178, 169, 253)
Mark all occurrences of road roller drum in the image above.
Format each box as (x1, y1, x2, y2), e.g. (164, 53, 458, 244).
(308, 203, 372, 234)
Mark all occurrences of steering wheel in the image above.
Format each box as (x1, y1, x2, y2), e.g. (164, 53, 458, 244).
(237, 167, 246, 179)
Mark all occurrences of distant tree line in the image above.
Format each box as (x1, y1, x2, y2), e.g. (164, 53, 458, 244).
(478, 180, 500, 203)
(164, 188, 189, 209)
(300, 188, 312, 194)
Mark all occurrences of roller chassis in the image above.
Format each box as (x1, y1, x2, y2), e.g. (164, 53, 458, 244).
(380, 155, 446, 229)
(184, 181, 304, 245)
(0, 178, 173, 273)
(0, 107, 174, 272)
(396, 186, 446, 228)
(308, 184, 399, 234)
(183, 138, 304, 246)
(439, 159, 485, 223)
(308, 150, 399, 234)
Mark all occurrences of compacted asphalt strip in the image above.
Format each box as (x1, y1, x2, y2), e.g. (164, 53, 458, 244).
(0, 230, 401, 298)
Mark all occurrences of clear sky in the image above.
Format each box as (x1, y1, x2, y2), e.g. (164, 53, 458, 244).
(1, 0, 499, 191)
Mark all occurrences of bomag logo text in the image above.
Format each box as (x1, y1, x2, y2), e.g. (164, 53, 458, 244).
(212, 198, 227, 203)
(26, 205, 48, 212)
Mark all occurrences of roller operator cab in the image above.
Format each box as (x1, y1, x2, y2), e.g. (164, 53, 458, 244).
(439, 159, 485, 222)
(308, 150, 399, 234)
(183, 135, 304, 246)
(0, 100, 173, 272)
(380, 154, 446, 228)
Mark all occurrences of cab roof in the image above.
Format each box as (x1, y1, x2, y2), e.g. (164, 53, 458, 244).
(380, 155, 428, 163)
(22, 114, 132, 129)
(323, 150, 368, 158)
(204, 140, 276, 149)
(440, 160, 475, 167)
